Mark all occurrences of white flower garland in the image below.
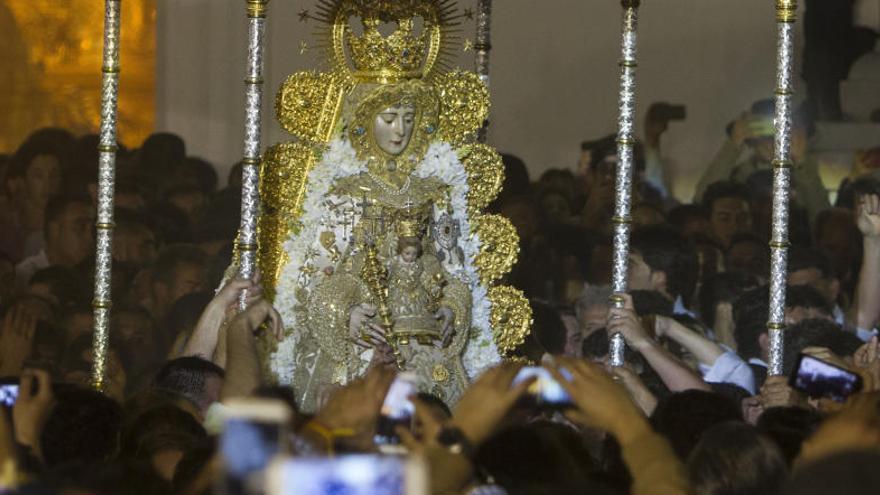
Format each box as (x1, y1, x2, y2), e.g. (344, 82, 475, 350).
(269, 139, 501, 383)
(414, 142, 500, 378)
(270, 139, 366, 384)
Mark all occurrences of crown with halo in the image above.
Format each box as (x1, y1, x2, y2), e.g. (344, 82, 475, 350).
(313, 0, 461, 84)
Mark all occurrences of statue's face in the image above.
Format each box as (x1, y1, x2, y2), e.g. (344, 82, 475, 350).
(401, 245, 420, 263)
(373, 104, 416, 156)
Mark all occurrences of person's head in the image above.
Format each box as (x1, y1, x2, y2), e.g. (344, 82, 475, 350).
(44, 194, 95, 267)
(699, 271, 760, 330)
(6, 128, 72, 206)
(783, 451, 880, 495)
(153, 357, 226, 416)
(668, 204, 711, 240)
(787, 247, 840, 307)
(163, 183, 207, 224)
(121, 404, 208, 481)
(149, 244, 206, 319)
(396, 236, 422, 263)
(575, 284, 612, 338)
(476, 420, 599, 494)
(784, 285, 833, 325)
(744, 99, 779, 164)
(114, 208, 158, 267)
(28, 265, 87, 309)
(41, 386, 124, 468)
(702, 181, 753, 248)
(139, 132, 186, 175)
(755, 406, 823, 466)
(782, 318, 863, 376)
(686, 422, 788, 495)
(629, 225, 698, 305)
(112, 305, 161, 379)
(725, 233, 769, 280)
(651, 390, 743, 460)
(499, 195, 540, 243)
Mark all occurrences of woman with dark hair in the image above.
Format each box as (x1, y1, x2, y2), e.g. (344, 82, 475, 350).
(687, 421, 788, 495)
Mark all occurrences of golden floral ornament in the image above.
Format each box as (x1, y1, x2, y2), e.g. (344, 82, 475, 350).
(277, 71, 349, 144)
(488, 285, 533, 354)
(257, 142, 317, 299)
(472, 214, 520, 285)
(460, 143, 504, 213)
(436, 71, 490, 147)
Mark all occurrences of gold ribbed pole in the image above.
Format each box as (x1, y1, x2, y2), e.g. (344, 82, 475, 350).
(609, 0, 641, 367)
(91, 0, 122, 391)
(236, 0, 269, 309)
(767, 0, 798, 376)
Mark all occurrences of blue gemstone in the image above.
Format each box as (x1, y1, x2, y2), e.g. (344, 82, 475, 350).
(354, 126, 366, 136)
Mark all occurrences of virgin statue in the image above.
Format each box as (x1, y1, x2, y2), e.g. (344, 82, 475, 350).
(253, 0, 531, 412)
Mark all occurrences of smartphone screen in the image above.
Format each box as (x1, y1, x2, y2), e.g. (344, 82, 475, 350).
(0, 384, 18, 408)
(219, 399, 291, 495)
(374, 373, 418, 448)
(511, 366, 573, 410)
(267, 455, 427, 495)
(789, 353, 863, 403)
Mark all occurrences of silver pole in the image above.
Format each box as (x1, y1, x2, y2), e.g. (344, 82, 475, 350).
(767, 0, 798, 376)
(475, 0, 493, 143)
(237, 0, 269, 309)
(91, 0, 122, 391)
(609, 0, 641, 367)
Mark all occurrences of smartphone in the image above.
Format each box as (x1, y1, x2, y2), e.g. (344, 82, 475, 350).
(512, 366, 574, 410)
(219, 399, 292, 495)
(267, 455, 427, 495)
(0, 384, 18, 408)
(374, 373, 418, 451)
(789, 353, 863, 403)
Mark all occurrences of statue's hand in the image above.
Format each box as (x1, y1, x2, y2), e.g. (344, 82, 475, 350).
(435, 306, 455, 348)
(349, 304, 387, 348)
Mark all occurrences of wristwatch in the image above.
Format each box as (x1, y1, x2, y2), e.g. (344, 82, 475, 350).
(435, 426, 475, 460)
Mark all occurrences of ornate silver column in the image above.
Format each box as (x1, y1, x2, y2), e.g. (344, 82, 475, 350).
(767, 0, 798, 376)
(609, 0, 641, 367)
(91, 0, 122, 391)
(475, 0, 493, 143)
(236, 0, 269, 309)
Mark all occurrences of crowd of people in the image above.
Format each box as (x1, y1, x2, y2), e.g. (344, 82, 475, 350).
(1, 97, 880, 494)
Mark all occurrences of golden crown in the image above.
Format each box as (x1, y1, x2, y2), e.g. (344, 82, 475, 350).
(395, 203, 428, 238)
(313, 0, 459, 84)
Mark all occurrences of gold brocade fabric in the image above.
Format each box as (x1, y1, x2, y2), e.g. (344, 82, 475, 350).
(0, 1, 155, 151)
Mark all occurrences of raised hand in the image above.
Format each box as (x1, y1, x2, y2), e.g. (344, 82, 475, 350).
(853, 336, 880, 392)
(451, 362, 533, 447)
(856, 194, 880, 238)
(546, 356, 648, 445)
(12, 369, 55, 458)
(314, 366, 395, 436)
(759, 375, 807, 409)
(606, 293, 654, 351)
(0, 305, 37, 376)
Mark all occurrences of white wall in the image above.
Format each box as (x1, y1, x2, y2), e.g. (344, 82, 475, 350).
(156, 0, 804, 201)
